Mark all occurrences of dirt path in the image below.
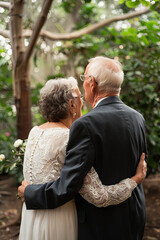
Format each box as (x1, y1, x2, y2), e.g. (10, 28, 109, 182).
(143, 175, 160, 240)
(0, 175, 160, 240)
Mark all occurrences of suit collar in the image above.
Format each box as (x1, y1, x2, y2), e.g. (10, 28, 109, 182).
(95, 96, 123, 108)
(94, 97, 109, 108)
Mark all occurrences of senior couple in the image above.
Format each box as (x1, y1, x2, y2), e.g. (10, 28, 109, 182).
(18, 56, 147, 240)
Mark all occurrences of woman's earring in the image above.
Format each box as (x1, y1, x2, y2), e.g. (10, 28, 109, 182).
(73, 112, 76, 118)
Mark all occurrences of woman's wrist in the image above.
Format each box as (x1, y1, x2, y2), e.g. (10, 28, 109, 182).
(131, 175, 141, 184)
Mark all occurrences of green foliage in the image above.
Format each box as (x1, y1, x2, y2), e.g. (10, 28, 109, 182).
(119, 0, 159, 9)
(60, 0, 97, 29)
(31, 83, 45, 127)
(60, 0, 78, 13)
(0, 52, 17, 160)
(47, 73, 64, 80)
(120, 12, 160, 45)
(78, 2, 97, 28)
(0, 55, 23, 183)
(61, 0, 92, 13)
(120, 45, 160, 174)
(126, 0, 140, 8)
(0, 140, 26, 184)
(0, 51, 45, 182)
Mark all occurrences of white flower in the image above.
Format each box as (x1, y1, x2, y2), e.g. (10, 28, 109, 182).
(14, 139, 23, 148)
(0, 154, 5, 161)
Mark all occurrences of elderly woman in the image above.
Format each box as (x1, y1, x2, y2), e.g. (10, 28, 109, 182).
(19, 77, 146, 240)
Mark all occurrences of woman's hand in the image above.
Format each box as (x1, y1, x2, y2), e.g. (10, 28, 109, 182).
(131, 153, 147, 184)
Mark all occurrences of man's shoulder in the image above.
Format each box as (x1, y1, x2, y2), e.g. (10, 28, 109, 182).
(72, 101, 145, 129)
(123, 103, 144, 118)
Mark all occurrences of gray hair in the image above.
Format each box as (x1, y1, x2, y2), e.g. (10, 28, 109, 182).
(87, 56, 124, 94)
(39, 77, 78, 122)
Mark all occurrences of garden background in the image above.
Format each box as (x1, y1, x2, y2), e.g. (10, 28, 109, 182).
(0, 0, 160, 239)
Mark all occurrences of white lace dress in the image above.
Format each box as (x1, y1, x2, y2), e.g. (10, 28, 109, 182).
(19, 126, 137, 240)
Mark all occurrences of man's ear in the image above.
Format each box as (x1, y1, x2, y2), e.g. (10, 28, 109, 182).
(68, 99, 76, 114)
(90, 76, 97, 93)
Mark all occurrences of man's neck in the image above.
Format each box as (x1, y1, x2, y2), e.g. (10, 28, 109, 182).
(92, 94, 118, 108)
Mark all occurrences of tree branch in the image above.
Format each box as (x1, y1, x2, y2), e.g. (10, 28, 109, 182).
(23, 7, 150, 41)
(23, 0, 54, 65)
(0, 7, 150, 42)
(0, 1, 10, 9)
(0, 29, 9, 38)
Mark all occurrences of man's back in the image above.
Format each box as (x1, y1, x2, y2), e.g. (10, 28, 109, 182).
(76, 96, 147, 240)
(23, 96, 147, 240)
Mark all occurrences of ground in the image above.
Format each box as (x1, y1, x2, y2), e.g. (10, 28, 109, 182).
(0, 174, 160, 240)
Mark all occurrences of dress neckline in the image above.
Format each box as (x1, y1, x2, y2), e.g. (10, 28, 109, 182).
(34, 126, 69, 131)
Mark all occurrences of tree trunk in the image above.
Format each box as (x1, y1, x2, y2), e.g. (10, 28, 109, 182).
(10, 0, 32, 140)
(15, 64, 32, 139)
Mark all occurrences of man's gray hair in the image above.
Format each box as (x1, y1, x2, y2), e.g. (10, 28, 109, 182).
(88, 56, 124, 94)
(39, 77, 78, 122)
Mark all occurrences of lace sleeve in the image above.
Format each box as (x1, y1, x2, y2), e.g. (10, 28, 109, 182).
(79, 167, 137, 207)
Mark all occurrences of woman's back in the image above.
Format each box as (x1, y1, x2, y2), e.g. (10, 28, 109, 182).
(23, 126, 69, 184)
(20, 126, 77, 240)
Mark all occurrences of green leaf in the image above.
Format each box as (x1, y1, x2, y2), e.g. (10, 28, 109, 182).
(140, 35, 149, 45)
(10, 162, 17, 171)
(119, 0, 125, 3)
(141, 0, 150, 6)
(121, 28, 138, 42)
(150, 135, 157, 146)
(148, 33, 160, 43)
(150, 1, 160, 10)
(146, 21, 158, 30)
(127, 27, 137, 34)
(126, 0, 140, 8)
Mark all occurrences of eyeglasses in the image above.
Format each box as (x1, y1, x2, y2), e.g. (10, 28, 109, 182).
(80, 75, 98, 85)
(74, 95, 84, 102)
(80, 75, 91, 82)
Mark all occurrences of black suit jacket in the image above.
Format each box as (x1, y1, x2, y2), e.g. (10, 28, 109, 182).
(25, 96, 147, 240)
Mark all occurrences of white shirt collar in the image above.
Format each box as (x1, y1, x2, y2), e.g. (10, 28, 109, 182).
(94, 97, 108, 108)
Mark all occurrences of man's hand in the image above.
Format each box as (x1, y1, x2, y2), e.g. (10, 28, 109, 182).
(18, 180, 29, 202)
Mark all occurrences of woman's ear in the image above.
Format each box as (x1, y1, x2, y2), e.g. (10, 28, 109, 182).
(68, 99, 76, 114)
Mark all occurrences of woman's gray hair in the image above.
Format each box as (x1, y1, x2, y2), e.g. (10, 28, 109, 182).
(88, 56, 124, 94)
(39, 77, 78, 122)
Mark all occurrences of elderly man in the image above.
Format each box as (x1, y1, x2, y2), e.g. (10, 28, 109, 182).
(18, 56, 147, 240)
